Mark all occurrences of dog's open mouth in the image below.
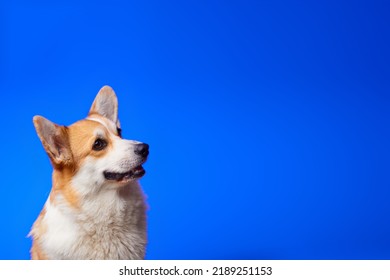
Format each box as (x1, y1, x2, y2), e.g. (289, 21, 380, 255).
(104, 166, 145, 182)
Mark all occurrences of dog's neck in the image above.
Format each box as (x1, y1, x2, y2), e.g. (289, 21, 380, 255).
(49, 168, 143, 222)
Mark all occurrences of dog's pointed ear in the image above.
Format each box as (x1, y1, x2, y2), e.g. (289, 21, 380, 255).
(33, 116, 72, 166)
(88, 85, 119, 123)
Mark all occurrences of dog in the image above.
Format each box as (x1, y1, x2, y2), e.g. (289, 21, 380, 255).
(29, 86, 149, 259)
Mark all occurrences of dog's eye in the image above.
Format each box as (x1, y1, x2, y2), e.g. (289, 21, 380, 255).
(117, 127, 122, 138)
(92, 139, 107, 151)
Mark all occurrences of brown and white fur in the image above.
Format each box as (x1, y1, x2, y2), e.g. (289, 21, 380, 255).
(29, 86, 149, 259)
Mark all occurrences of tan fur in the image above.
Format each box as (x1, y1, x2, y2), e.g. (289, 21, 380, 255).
(31, 240, 48, 260)
(67, 120, 114, 163)
(29, 209, 47, 259)
(50, 169, 79, 209)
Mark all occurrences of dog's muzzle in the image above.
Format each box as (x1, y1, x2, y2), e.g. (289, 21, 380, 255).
(104, 143, 149, 182)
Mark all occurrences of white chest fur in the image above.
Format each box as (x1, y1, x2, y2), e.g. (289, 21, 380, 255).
(39, 182, 147, 260)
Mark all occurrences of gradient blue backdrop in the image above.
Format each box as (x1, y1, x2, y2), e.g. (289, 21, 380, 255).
(1, 0, 389, 259)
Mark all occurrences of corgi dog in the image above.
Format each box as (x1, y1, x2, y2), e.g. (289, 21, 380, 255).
(29, 86, 149, 259)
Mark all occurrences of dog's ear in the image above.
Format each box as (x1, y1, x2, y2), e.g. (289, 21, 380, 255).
(88, 85, 119, 124)
(33, 116, 72, 166)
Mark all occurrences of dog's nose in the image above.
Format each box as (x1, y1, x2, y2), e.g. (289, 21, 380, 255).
(134, 143, 149, 157)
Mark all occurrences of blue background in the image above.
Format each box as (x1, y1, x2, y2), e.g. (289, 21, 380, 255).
(1, 0, 389, 259)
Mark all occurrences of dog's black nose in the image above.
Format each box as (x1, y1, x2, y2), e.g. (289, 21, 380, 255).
(134, 143, 149, 157)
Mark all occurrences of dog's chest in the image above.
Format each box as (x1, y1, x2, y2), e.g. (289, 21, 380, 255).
(41, 190, 146, 260)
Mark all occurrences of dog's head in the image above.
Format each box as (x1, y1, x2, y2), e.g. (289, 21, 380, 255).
(33, 86, 149, 194)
